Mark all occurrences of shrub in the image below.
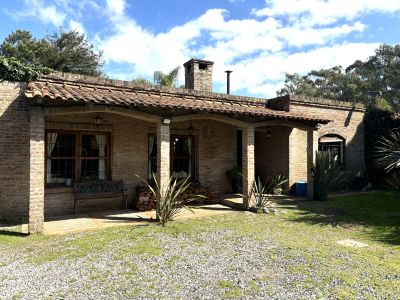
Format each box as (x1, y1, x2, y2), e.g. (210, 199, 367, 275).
(311, 151, 350, 201)
(138, 174, 204, 226)
(249, 177, 272, 213)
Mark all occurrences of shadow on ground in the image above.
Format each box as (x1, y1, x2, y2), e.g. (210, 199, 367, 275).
(275, 191, 400, 246)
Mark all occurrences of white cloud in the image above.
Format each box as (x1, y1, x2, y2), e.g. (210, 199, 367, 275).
(69, 20, 85, 34)
(9, 0, 66, 27)
(97, 1, 380, 97)
(252, 0, 400, 27)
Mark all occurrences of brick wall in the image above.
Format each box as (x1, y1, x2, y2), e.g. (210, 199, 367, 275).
(290, 99, 365, 178)
(288, 128, 308, 187)
(42, 115, 237, 215)
(255, 127, 290, 182)
(0, 82, 30, 219)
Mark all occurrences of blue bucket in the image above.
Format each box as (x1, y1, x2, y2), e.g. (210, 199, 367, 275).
(295, 181, 307, 196)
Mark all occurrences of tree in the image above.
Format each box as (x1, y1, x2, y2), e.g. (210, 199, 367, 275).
(277, 44, 400, 112)
(153, 66, 180, 87)
(0, 29, 104, 77)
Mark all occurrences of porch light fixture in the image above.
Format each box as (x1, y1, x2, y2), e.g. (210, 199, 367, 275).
(265, 129, 272, 139)
(162, 118, 171, 125)
(188, 125, 194, 135)
(94, 113, 103, 128)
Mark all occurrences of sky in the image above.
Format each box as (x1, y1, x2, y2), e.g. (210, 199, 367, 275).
(1, 0, 400, 98)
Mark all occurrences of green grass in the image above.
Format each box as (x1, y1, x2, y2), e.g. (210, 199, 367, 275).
(0, 191, 399, 298)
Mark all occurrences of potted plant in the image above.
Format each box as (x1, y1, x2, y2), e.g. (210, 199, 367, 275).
(269, 174, 288, 195)
(225, 165, 242, 193)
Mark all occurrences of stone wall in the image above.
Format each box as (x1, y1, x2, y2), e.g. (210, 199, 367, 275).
(0, 82, 30, 219)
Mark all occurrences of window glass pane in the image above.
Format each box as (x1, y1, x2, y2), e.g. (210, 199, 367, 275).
(173, 158, 190, 178)
(173, 137, 190, 156)
(81, 135, 107, 157)
(48, 159, 75, 183)
(319, 141, 343, 164)
(81, 159, 106, 181)
(50, 134, 75, 157)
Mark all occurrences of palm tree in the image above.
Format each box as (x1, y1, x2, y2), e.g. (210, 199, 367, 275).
(153, 66, 180, 87)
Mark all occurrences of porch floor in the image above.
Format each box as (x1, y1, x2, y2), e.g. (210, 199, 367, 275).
(29, 203, 239, 235)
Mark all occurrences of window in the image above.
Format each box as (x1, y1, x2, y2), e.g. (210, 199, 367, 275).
(46, 131, 109, 185)
(171, 136, 193, 179)
(318, 134, 345, 165)
(148, 135, 195, 180)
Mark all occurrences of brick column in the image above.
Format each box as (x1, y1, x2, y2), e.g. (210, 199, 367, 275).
(242, 126, 255, 208)
(307, 128, 319, 199)
(28, 107, 45, 234)
(157, 122, 170, 193)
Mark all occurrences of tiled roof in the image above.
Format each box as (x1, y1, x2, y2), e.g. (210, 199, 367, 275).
(25, 74, 330, 124)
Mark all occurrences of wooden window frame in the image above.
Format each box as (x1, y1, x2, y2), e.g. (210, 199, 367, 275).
(148, 134, 196, 180)
(45, 129, 111, 186)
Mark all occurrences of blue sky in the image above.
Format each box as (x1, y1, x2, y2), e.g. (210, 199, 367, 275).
(1, 0, 400, 97)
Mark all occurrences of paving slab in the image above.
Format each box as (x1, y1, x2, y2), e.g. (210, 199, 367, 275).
(42, 204, 238, 235)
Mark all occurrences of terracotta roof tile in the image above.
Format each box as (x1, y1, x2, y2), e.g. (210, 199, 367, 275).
(25, 78, 330, 124)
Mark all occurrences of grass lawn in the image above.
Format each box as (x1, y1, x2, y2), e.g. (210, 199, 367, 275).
(0, 191, 399, 299)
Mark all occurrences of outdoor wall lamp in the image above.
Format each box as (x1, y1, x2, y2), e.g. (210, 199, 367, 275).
(94, 113, 103, 128)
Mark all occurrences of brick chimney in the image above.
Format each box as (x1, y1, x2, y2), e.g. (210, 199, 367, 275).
(183, 59, 214, 92)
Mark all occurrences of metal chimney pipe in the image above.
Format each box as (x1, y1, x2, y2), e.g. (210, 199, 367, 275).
(225, 70, 233, 94)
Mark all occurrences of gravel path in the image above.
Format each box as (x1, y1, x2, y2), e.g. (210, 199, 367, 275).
(0, 214, 398, 299)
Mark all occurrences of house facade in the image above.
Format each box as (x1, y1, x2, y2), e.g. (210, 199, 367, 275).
(0, 59, 365, 234)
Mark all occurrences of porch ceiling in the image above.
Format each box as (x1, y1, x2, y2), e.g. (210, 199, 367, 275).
(25, 75, 330, 125)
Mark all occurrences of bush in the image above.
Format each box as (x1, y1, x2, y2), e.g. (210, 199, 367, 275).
(311, 151, 350, 201)
(249, 177, 272, 213)
(138, 174, 204, 226)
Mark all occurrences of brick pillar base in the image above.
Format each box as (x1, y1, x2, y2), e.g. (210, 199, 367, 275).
(307, 128, 318, 199)
(157, 122, 170, 193)
(242, 126, 255, 208)
(28, 107, 45, 234)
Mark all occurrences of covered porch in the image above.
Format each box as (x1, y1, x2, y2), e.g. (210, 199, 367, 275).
(25, 75, 328, 234)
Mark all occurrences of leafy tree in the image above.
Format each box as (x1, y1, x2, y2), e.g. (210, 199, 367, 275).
(277, 44, 400, 112)
(0, 28, 104, 77)
(153, 66, 180, 87)
(0, 56, 51, 82)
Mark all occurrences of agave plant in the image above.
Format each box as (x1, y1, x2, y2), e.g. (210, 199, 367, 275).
(376, 129, 400, 172)
(383, 171, 400, 191)
(311, 150, 350, 201)
(249, 177, 272, 212)
(269, 174, 289, 194)
(138, 174, 204, 226)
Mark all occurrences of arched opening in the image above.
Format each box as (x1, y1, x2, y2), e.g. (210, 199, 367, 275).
(318, 134, 346, 165)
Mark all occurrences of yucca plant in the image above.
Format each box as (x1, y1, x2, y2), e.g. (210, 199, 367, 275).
(249, 177, 272, 213)
(376, 129, 400, 172)
(311, 150, 350, 201)
(138, 174, 204, 226)
(383, 171, 400, 191)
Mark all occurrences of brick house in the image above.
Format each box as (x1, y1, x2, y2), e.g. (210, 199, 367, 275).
(0, 58, 365, 234)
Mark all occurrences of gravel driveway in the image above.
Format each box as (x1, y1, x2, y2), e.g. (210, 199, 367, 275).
(0, 212, 399, 299)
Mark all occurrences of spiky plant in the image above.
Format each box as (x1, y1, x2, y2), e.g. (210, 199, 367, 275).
(153, 66, 180, 87)
(376, 129, 400, 172)
(383, 171, 400, 191)
(249, 177, 271, 212)
(138, 174, 203, 226)
(311, 150, 350, 201)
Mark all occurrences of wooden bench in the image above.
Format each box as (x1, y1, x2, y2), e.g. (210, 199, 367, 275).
(73, 180, 128, 216)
